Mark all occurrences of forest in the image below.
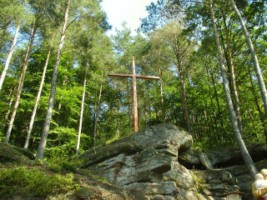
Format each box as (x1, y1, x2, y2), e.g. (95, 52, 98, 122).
(0, 0, 266, 163)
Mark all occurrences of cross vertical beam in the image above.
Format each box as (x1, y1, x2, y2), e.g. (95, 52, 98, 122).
(132, 58, 138, 132)
(108, 57, 160, 132)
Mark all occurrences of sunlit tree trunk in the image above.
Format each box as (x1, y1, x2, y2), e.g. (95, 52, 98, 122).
(36, 0, 71, 160)
(0, 25, 20, 93)
(24, 49, 51, 149)
(209, 0, 257, 177)
(76, 62, 89, 155)
(230, 0, 267, 118)
(5, 23, 37, 143)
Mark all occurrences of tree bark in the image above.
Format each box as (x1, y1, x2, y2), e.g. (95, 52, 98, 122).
(0, 25, 20, 93)
(230, 0, 267, 118)
(5, 23, 37, 143)
(209, 0, 257, 177)
(76, 62, 89, 155)
(36, 0, 71, 160)
(24, 49, 51, 149)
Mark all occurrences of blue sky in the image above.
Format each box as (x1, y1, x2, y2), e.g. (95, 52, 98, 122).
(101, 0, 156, 35)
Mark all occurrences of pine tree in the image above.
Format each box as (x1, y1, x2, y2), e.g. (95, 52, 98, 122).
(36, 0, 71, 159)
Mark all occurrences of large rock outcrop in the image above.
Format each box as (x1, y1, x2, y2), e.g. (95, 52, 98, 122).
(81, 124, 261, 199)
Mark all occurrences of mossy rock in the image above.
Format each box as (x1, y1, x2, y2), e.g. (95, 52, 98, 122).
(0, 142, 34, 165)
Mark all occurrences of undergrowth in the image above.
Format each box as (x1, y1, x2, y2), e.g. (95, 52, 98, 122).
(45, 156, 82, 173)
(0, 166, 78, 199)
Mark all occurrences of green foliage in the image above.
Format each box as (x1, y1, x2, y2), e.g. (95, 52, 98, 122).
(0, 167, 78, 198)
(46, 127, 79, 157)
(0, 0, 267, 160)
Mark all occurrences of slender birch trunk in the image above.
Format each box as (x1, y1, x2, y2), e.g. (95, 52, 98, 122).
(230, 0, 267, 118)
(24, 49, 51, 149)
(5, 23, 37, 143)
(36, 0, 70, 160)
(76, 62, 89, 155)
(0, 25, 20, 93)
(209, 0, 257, 177)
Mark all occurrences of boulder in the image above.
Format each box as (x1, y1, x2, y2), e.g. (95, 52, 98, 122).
(81, 124, 245, 199)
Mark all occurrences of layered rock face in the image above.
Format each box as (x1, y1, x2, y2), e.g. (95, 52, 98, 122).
(81, 124, 256, 200)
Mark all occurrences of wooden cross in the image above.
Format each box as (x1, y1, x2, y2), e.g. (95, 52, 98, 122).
(109, 57, 160, 132)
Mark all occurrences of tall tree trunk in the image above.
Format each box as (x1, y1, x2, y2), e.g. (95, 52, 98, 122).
(0, 25, 20, 93)
(209, 0, 257, 177)
(177, 62, 191, 133)
(93, 84, 103, 151)
(5, 23, 37, 143)
(230, 0, 267, 118)
(76, 62, 89, 155)
(36, 0, 70, 160)
(24, 49, 51, 149)
(221, 14, 243, 132)
(159, 69, 166, 123)
(143, 87, 148, 126)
